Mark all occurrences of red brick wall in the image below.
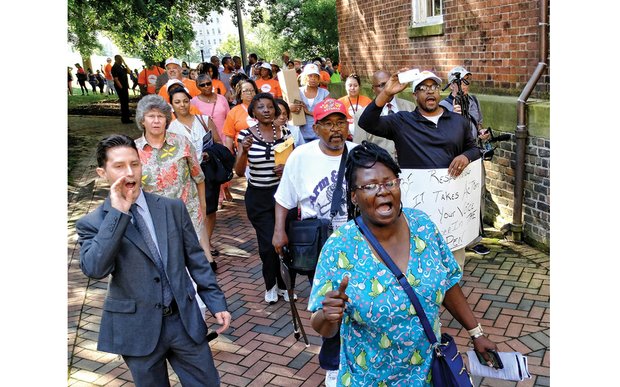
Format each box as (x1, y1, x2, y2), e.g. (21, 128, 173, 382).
(336, 0, 549, 96)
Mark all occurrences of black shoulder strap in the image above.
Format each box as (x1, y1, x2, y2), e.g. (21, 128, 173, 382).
(355, 215, 438, 345)
(330, 146, 348, 221)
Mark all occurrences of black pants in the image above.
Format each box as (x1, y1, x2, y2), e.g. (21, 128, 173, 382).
(117, 86, 130, 121)
(244, 184, 287, 291)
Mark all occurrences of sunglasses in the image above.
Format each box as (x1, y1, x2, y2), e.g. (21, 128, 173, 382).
(198, 82, 212, 87)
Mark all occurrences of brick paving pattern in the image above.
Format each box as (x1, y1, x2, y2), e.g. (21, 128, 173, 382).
(67, 116, 549, 386)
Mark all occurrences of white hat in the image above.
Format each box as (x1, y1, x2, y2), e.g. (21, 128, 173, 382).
(302, 63, 320, 77)
(448, 66, 471, 84)
(260, 62, 272, 71)
(411, 70, 442, 92)
(165, 57, 182, 67)
(166, 79, 189, 94)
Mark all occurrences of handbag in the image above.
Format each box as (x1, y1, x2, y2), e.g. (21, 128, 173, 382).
(355, 216, 474, 387)
(287, 146, 348, 272)
(196, 115, 235, 184)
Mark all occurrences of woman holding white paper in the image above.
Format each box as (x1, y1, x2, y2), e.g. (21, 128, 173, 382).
(308, 141, 499, 386)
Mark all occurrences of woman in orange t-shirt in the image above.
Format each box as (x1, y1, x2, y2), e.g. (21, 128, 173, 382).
(255, 62, 282, 99)
(223, 79, 259, 153)
(338, 74, 372, 136)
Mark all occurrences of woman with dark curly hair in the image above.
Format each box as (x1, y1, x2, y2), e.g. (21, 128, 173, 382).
(308, 141, 500, 386)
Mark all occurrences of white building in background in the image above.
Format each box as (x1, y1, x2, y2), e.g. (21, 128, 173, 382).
(192, 11, 233, 61)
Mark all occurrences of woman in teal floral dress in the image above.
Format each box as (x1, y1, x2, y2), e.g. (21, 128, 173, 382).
(308, 142, 498, 386)
(134, 95, 213, 266)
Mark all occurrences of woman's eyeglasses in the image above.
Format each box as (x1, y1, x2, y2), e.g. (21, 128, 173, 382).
(354, 178, 401, 194)
(198, 82, 212, 87)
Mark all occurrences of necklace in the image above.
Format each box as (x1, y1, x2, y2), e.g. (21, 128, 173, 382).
(254, 123, 278, 145)
(253, 123, 278, 161)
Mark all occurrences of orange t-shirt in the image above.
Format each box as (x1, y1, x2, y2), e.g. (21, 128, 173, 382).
(138, 66, 165, 94)
(211, 79, 227, 96)
(104, 63, 113, 80)
(223, 103, 258, 147)
(338, 95, 373, 119)
(255, 78, 282, 98)
(319, 70, 331, 89)
(158, 78, 201, 103)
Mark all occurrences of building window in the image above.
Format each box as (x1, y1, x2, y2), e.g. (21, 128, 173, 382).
(200, 40, 203, 45)
(208, 40, 211, 45)
(412, 0, 443, 26)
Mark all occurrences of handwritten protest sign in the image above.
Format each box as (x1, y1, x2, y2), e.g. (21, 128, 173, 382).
(400, 159, 482, 251)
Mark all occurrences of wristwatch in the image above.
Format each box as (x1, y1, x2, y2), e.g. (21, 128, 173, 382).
(468, 323, 484, 340)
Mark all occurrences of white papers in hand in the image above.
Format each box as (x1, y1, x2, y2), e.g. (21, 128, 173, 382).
(466, 351, 532, 382)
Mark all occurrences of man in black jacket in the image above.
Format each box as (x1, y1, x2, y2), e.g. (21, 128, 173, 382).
(358, 69, 480, 268)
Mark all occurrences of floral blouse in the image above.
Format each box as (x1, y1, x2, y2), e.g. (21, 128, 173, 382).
(135, 132, 205, 235)
(308, 208, 462, 386)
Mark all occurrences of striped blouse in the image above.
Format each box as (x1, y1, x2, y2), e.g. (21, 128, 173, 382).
(237, 125, 292, 187)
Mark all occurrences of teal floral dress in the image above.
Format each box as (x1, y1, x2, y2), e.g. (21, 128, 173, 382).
(308, 208, 462, 386)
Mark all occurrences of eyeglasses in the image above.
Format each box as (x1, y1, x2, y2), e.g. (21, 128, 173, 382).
(416, 84, 441, 93)
(241, 89, 255, 94)
(354, 178, 401, 194)
(198, 82, 212, 87)
(318, 120, 348, 130)
(372, 82, 387, 89)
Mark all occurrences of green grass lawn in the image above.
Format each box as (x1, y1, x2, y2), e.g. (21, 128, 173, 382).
(68, 87, 118, 108)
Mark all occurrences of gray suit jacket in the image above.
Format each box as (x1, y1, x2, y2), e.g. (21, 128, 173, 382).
(353, 97, 416, 161)
(76, 191, 227, 356)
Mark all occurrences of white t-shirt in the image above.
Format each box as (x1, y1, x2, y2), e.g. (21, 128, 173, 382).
(167, 115, 210, 161)
(274, 140, 357, 229)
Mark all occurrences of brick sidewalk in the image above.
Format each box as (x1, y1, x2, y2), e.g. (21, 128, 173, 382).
(67, 116, 549, 386)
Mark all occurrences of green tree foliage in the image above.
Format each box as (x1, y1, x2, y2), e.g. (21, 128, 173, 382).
(68, 0, 339, 66)
(217, 17, 286, 63)
(67, 0, 264, 65)
(264, 0, 339, 61)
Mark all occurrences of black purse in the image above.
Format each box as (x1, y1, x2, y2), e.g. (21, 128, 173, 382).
(355, 215, 474, 387)
(196, 115, 235, 185)
(287, 146, 348, 272)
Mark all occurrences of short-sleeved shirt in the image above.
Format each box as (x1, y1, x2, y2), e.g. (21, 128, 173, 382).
(191, 94, 230, 140)
(338, 95, 373, 119)
(104, 63, 113, 80)
(274, 140, 355, 227)
(236, 126, 292, 187)
(223, 103, 258, 146)
(111, 63, 129, 89)
(308, 208, 462, 386)
(138, 66, 165, 94)
(135, 132, 205, 236)
(255, 78, 282, 98)
(211, 79, 227, 96)
(158, 78, 201, 103)
(319, 70, 331, 89)
(167, 115, 211, 161)
(298, 87, 330, 142)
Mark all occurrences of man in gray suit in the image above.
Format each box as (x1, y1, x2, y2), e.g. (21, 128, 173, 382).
(76, 134, 230, 387)
(353, 70, 416, 162)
